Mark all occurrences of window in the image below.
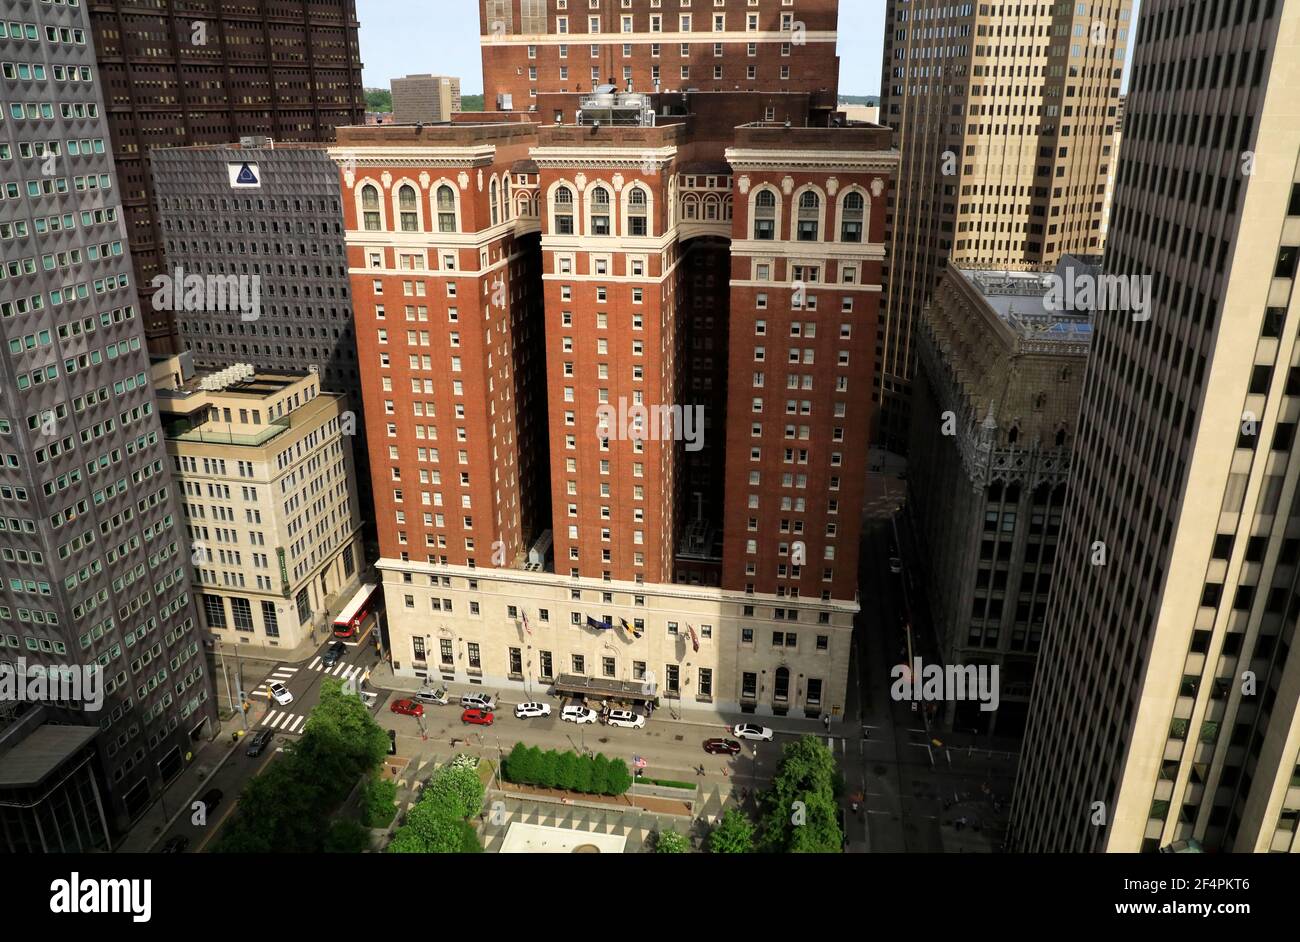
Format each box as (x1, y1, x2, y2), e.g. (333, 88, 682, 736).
(754, 190, 776, 240)
(230, 597, 254, 632)
(398, 184, 419, 231)
(840, 192, 864, 242)
(361, 184, 381, 231)
(572, 653, 586, 674)
(509, 647, 522, 675)
(555, 186, 575, 234)
(436, 185, 457, 232)
(203, 594, 226, 629)
(628, 187, 648, 236)
(295, 588, 311, 625)
(698, 667, 713, 698)
(591, 186, 611, 235)
(797, 190, 821, 241)
(261, 601, 279, 638)
(540, 650, 553, 678)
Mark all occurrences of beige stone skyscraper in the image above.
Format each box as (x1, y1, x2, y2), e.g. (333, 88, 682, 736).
(876, 0, 1131, 447)
(1012, 0, 1300, 853)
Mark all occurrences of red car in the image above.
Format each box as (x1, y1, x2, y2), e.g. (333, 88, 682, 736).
(390, 699, 424, 717)
(703, 738, 742, 756)
(461, 708, 494, 726)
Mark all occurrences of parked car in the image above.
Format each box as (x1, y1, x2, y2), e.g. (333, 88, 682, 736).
(561, 704, 599, 725)
(268, 681, 293, 706)
(197, 788, 223, 814)
(460, 693, 497, 711)
(732, 723, 774, 742)
(359, 689, 380, 709)
(415, 686, 448, 705)
(159, 835, 189, 854)
(514, 702, 552, 719)
(322, 640, 347, 666)
(387, 729, 397, 756)
(605, 709, 646, 729)
(889, 557, 903, 574)
(245, 728, 274, 757)
(390, 698, 424, 717)
(703, 737, 742, 756)
(461, 708, 494, 726)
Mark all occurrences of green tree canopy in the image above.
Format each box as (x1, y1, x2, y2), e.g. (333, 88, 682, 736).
(656, 829, 690, 853)
(758, 736, 843, 853)
(707, 808, 756, 853)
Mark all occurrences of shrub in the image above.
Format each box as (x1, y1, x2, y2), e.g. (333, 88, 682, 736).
(536, 749, 560, 789)
(556, 751, 582, 791)
(499, 745, 632, 796)
(605, 758, 632, 796)
(590, 753, 610, 795)
(325, 818, 371, 853)
(655, 829, 690, 853)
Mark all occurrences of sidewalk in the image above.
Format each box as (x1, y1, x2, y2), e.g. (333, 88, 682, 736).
(114, 728, 239, 853)
(363, 661, 850, 737)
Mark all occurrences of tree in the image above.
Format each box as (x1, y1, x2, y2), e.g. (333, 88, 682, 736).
(758, 736, 843, 853)
(393, 793, 468, 853)
(325, 818, 371, 853)
(296, 679, 390, 803)
(604, 758, 632, 795)
(556, 751, 581, 791)
(364, 88, 392, 112)
(505, 742, 529, 783)
(536, 749, 560, 789)
(655, 829, 689, 853)
(590, 753, 610, 795)
(362, 776, 398, 828)
(707, 809, 755, 853)
(423, 763, 485, 819)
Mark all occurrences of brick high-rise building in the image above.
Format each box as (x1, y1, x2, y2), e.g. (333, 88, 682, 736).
(335, 16, 897, 716)
(87, 0, 366, 353)
(875, 0, 1131, 449)
(0, 0, 215, 832)
(479, 0, 840, 112)
(1011, 0, 1300, 853)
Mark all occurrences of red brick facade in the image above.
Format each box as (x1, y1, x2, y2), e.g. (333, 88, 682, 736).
(479, 0, 840, 111)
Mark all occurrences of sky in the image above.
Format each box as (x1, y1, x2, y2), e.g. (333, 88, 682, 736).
(355, 0, 1138, 97)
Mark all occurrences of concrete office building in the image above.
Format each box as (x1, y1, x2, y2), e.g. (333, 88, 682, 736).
(87, 0, 366, 353)
(156, 360, 364, 654)
(875, 0, 1131, 449)
(392, 74, 463, 124)
(908, 261, 1091, 736)
(332, 52, 895, 716)
(479, 0, 840, 112)
(1012, 0, 1300, 852)
(0, 0, 215, 829)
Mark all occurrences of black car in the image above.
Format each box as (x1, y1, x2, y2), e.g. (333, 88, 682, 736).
(198, 788, 223, 814)
(703, 737, 743, 756)
(159, 835, 189, 854)
(322, 640, 347, 666)
(387, 728, 397, 756)
(245, 728, 274, 757)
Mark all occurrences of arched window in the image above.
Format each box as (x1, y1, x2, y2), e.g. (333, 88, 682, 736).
(590, 186, 611, 235)
(1008, 426, 1020, 445)
(683, 194, 699, 220)
(490, 178, 500, 226)
(397, 184, 418, 232)
(503, 178, 511, 221)
(436, 185, 456, 233)
(361, 184, 381, 231)
(555, 186, 574, 233)
(754, 189, 776, 240)
(627, 187, 648, 236)
(797, 190, 821, 241)
(841, 191, 864, 243)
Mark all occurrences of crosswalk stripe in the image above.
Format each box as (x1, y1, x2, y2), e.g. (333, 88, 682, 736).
(307, 657, 322, 671)
(262, 710, 280, 727)
(287, 715, 306, 733)
(341, 665, 359, 681)
(271, 713, 290, 729)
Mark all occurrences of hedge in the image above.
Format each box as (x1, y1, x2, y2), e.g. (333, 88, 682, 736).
(503, 742, 632, 795)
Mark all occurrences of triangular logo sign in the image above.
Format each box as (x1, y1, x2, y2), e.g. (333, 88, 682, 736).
(235, 163, 258, 185)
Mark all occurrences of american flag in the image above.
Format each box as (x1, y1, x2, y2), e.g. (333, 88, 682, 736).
(632, 755, 647, 769)
(687, 623, 700, 653)
(522, 611, 532, 635)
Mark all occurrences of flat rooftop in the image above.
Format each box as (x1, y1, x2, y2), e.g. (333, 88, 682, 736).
(498, 821, 628, 854)
(957, 259, 1096, 346)
(0, 723, 98, 788)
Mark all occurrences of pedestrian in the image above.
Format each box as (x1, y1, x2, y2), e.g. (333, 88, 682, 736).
(822, 714, 830, 732)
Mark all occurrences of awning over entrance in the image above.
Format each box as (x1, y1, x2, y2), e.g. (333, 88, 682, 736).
(553, 673, 657, 703)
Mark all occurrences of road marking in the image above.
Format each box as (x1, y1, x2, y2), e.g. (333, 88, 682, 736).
(341, 665, 360, 681)
(287, 715, 307, 733)
(307, 656, 322, 670)
(261, 710, 280, 727)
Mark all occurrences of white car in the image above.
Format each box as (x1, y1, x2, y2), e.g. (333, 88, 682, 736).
(605, 709, 646, 729)
(561, 705, 599, 725)
(269, 681, 294, 706)
(889, 557, 903, 574)
(514, 702, 552, 719)
(732, 723, 773, 742)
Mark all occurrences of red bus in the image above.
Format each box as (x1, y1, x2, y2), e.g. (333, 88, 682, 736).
(333, 583, 379, 638)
